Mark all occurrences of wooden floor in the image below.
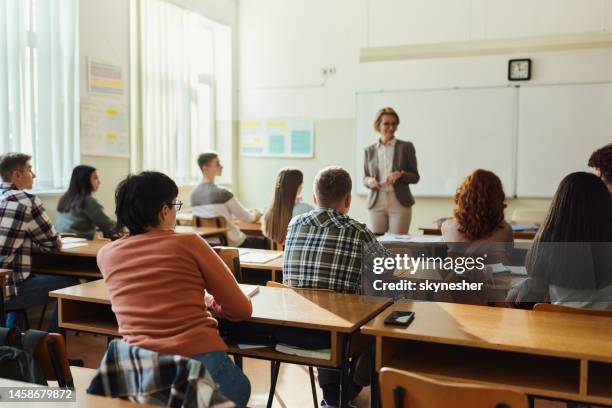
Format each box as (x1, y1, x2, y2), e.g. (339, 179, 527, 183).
(65, 331, 371, 407)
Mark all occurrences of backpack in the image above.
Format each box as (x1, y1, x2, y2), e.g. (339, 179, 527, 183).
(0, 327, 49, 385)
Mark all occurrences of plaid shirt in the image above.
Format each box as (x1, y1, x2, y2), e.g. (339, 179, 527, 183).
(87, 340, 233, 407)
(283, 208, 390, 294)
(0, 182, 61, 298)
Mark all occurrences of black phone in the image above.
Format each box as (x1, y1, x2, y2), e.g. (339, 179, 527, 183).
(384, 311, 415, 326)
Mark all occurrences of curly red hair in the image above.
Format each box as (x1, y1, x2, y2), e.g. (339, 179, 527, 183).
(453, 169, 507, 241)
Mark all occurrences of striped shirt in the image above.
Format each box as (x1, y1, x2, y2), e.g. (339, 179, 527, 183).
(283, 208, 390, 294)
(0, 182, 61, 298)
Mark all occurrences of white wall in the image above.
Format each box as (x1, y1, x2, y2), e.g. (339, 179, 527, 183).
(237, 0, 612, 231)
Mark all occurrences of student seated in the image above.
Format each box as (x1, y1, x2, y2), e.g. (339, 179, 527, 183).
(262, 168, 313, 246)
(442, 169, 513, 264)
(283, 166, 389, 407)
(588, 143, 612, 197)
(0, 153, 77, 332)
(97, 171, 252, 406)
(509, 172, 612, 309)
(190, 152, 262, 247)
(55, 165, 116, 240)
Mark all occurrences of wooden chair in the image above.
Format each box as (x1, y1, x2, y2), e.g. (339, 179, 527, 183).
(270, 241, 284, 251)
(212, 247, 242, 282)
(0, 269, 10, 326)
(195, 216, 228, 245)
(5, 330, 73, 387)
(379, 367, 528, 408)
(534, 303, 612, 317)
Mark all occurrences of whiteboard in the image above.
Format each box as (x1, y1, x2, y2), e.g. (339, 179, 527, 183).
(517, 83, 612, 197)
(356, 87, 518, 197)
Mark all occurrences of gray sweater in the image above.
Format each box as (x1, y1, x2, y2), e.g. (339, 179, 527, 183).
(55, 196, 115, 240)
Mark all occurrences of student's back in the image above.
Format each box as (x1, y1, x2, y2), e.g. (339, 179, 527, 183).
(99, 230, 250, 356)
(262, 168, 313, 246)
(284, 208, 383, 294)
(442, 169, 513, 264)
(98, 171, 252, 406)
(283, 167, 389, 295)
(190, 152, 261, 247)
(526, 172, 612, 309)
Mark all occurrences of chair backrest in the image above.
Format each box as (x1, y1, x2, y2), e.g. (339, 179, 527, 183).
(5, 330, 73, 387)
(533, 303, 612, 317)
(270, 241, 284, 251)
(195, 216, 227, 229)
(265, 281, 333, 292)
(510, 208, 547, 225)
(213, 247, 242, 282)
(380, 367, 528, 408)
(0, 268, 10, 299)
(35, 333, 74, 387)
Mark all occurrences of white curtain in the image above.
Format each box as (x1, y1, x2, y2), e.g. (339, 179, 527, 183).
(0, 0, 79, 189)
(139, 0, 215, 183)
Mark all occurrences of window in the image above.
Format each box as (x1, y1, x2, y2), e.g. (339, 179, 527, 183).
(0, 0, 79, 190)
(133, 0, 232, 185)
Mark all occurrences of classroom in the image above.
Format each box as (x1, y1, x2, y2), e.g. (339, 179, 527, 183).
(1, 0, 612, 407)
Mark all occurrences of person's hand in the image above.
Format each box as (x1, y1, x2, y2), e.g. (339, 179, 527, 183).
(386, 171, 403, 185)
(367, 178, 381, 189)
(505, 287, 521, 307)
(204, 292, 221, 313)
(253, 210, 262, 222)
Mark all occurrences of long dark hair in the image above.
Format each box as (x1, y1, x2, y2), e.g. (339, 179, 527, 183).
(526, 172, 612, 289)
(262, 168, 303, 244)
(57, 165, 96, 212)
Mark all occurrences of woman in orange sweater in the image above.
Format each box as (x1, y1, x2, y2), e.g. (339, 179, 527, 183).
(97, 171, 252, 406)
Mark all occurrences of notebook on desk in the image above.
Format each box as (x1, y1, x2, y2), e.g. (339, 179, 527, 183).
(241, 285, 260, 298)
(240, 252, 282, 264)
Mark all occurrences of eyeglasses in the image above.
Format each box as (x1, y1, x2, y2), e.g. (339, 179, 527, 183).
(172, 200, 183, 211)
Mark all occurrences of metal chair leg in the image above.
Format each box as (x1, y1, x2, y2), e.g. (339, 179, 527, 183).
(309, 366, 318, 408)
(267, 361, 280, 408)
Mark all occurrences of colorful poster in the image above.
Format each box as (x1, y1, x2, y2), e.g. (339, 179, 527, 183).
(239, 118, 314, 158)
(88, 60, 124, 96)
(81, 99, 129, 158)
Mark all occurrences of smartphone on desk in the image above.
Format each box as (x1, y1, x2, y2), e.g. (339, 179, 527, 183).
(384, 311, 415, 326)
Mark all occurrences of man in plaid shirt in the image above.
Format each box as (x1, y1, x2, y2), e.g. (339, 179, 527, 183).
(283, 166, 390, 407)
(0, 153, 76, 331)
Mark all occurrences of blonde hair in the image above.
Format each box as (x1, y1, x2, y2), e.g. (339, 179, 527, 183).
(373, 107, 400, 132)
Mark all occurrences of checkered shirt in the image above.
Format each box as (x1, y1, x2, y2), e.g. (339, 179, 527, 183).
(0, 182, 61, 298)
(283, 208, 390, 294)
(87, 339, 233, 407)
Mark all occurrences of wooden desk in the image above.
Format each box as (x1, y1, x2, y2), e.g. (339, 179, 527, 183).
(176, 212, 264, 237)
(50, 280, 391, 407)
(32, 226, 229, 279)
(361, 300, 612, 406)
(239, 249, 284, 281)
(235, 221, 263, 237)
(0, 372, 153, 407)
(33, 241, 283, 282)
(419, 226, 537, 240)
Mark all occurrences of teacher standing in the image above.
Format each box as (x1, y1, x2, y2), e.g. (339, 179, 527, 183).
(363, 107, 419, 235)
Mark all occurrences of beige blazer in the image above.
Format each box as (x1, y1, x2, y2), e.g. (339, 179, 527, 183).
(363, 139, 419, 209)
